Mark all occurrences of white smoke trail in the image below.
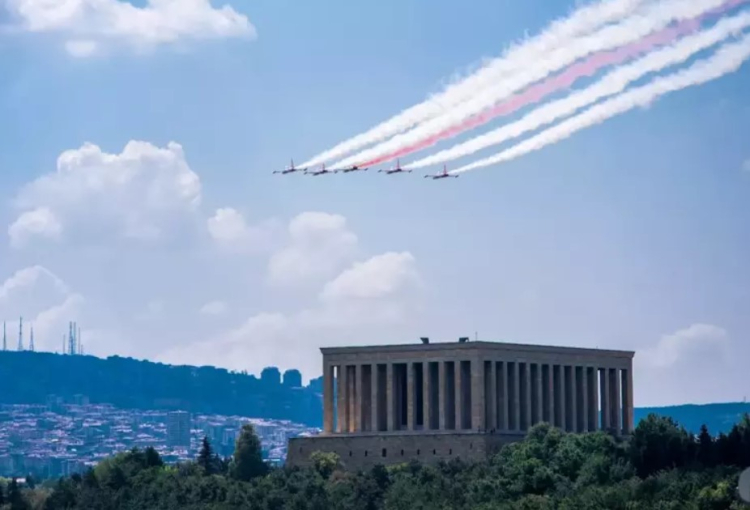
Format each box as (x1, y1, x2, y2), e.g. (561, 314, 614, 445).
(451, 32, 750, 174)
(299, 0, 651, 167)
(407, 11, 750, 169)
(333, 0, 733, 169)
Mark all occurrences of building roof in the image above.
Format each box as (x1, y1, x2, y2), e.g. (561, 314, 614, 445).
(321, 340, 634, 361)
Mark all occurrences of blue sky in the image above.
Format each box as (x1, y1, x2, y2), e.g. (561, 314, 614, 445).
(0, 0, 749, 406)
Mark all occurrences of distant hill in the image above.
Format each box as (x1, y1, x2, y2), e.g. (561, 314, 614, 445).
(1, 351, 746, 434)
(0, 351, 322, 427)
(635, 402, 750, 434)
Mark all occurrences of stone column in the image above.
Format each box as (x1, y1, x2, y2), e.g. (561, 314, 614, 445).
(546, 364, 554, 425)
(568, 366, 577, 433)
(535, 363, 543, 426)
(455, 361, 464, 430)
(600, 368, 612, 432)
(439, 361, 447, 430)
(353, 364, 362, 432)
(338, 365, 348, 433)
(523, 363, 532, 431)
(588, 367, 598, 431)
(407, 362, 416, 431)
(488, 361, 497, 430)
(472, 358, 485, 431)
(387, 363, 395, 431)
(500, 362, 509, 431)
(622, 366, 634, 434)
(324, 362, 334, 434)
(371, 364, 379, 432)
(558, 365, 566, 430)
(611, 368, 621, 436)
(513, 362, 521, 431)
(580, 366, 588, 433)
(423, 361, 431, 431)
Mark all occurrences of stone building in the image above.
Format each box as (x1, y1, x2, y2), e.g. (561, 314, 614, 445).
(287, 339, 634, 471)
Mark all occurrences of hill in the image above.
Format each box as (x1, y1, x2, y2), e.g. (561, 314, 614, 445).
(0, 351, 322, 426)
(635, 402, 750, 434)
(2, 351, 748, 433)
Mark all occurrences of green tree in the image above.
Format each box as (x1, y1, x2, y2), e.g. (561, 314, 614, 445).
(629, 414, 693, 477)
(697, 424, 715, 467)
(230, 424, 267, 481)
(0, 479, 5, 506)
(197, 436, 220, 475)
(7, 478, 28, 510)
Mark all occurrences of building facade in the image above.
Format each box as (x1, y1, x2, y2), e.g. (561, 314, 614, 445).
(287, 340, 634, 471)
(167, 411, 191, 448)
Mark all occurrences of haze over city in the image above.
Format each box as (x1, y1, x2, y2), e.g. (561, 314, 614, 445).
(1, 0, 749, 412)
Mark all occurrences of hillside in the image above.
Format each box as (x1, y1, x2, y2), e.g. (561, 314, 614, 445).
(0, 351, 322, 426)
(2, 351, 747, 433)
(635, 402, 750, 434)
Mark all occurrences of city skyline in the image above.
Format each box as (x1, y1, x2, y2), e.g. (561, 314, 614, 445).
(1, 0, 749, 408)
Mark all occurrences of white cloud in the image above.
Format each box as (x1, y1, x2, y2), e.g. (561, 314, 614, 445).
(0, 265, 85, 353)
(639, 323, 730, 368)
(267, 212, 358, 287)
(0, 265, 68, 301)
(160, 249, 422, 379)
(320, 251, 418, 301)
(199, 300, 227, 316)
(10, 141, 202, 247)
(65, 39, 98, 57)
(5, 0, 256, 56)
(207, 208, 278, 253)
(8, 207, 63, 248)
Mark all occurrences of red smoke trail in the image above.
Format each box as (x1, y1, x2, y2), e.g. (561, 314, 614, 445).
(359, 0, 745, 168)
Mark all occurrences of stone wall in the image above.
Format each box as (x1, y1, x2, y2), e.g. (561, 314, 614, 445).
(287, 432, 524, 471)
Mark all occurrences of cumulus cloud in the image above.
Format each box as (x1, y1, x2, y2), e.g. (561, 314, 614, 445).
(207, 208, 278, 253)
(320, 251, 418, 301)
(200, 300, 228, 316)
(267, 212, 358, 287)
(10, 141, 202, 247)
(160, 250, 422, 379)
(639, 323, 730, 368)
(4, 0, 256, 56)
(0, 265, 85, 353)
(0, 265, 68, 302)
(8, 207, 63, 248)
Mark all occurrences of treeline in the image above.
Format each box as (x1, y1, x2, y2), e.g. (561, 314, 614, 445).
(0, 351, 322, 426)
(2, 413, 749, 510)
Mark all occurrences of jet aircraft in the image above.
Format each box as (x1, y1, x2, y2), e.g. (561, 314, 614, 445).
(424, 165, 459, 180)
(378, 159, 412, 174)
(341, 165, 368, 173)
(305, 164, 336, 176)
(273, 159, 306, 175)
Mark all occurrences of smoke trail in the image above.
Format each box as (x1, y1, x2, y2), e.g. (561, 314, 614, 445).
(299, 0, 651, 167)
(406, 11, 750, 169)
(334, 0, 740, 169)
(451, 32, 750, 175)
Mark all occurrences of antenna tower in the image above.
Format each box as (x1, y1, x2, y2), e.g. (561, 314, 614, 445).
(68, 322, 76, 356)
(17, 317, 23, 351)
(2, 322, 6, 351)
(29, 326, 35, 352)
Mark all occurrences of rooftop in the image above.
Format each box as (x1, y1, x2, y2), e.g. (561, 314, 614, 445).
(321, 339, 635, 360)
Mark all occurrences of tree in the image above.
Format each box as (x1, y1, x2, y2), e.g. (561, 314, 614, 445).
(7, 478, 27, 510)
(0, 479, 5, 506)
(230, 424, 267, 481)
(197, 436, 219, 475)
(697, 424, 714, 467)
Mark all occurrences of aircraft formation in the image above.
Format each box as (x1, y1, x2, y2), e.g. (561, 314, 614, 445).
(274, 159, 458, 180)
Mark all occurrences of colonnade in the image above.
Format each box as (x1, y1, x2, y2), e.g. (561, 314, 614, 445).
(322, 359, 634, 435)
